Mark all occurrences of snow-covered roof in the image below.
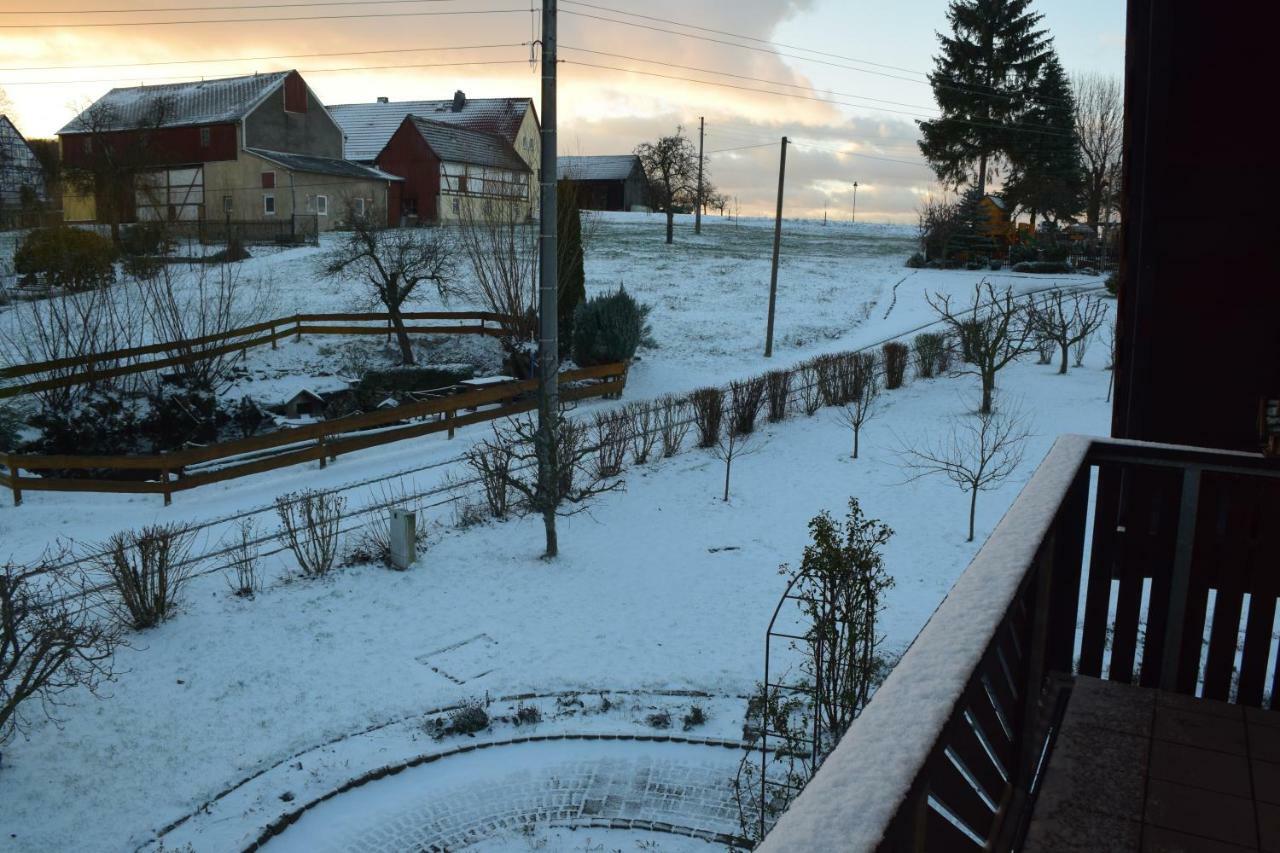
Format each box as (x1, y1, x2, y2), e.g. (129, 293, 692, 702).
(557, 155, 642, 182)
(328, 96, 532, 162)
(406, 117, 529, 173)
(983, 194, 1007, 210)
(246, 148, 403, 182)
(58, 72, 291, 135)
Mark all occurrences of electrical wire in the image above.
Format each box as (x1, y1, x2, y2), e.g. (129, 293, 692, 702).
(0, 6, 528, 28)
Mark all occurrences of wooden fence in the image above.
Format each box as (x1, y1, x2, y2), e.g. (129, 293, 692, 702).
(0, 361, 627, 506)
(0, 310, 511, 400)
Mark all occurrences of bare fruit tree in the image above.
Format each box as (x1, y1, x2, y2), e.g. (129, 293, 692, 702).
(321, 218, 455, 366)
(711, 405, 764, 502)
(899, 407, 1031, 542)
(1025, 288, 1109, 375)
(835, 369, 882, 459)
(454, 191, 538, 372)
(2, 553, 123, 745)
(636, 128, 699, 245)
(928, 282, 1035, 414)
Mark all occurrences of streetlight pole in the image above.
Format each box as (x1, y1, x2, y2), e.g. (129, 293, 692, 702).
(851, 181, 858, 224)
(536, 0, 560, 557)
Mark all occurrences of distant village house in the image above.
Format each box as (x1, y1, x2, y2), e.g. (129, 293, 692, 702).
(0, 115, 47, 228)
(557, 155, 650, 212)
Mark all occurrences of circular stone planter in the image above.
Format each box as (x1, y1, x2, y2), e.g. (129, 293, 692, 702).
(257, 736, 749, 852)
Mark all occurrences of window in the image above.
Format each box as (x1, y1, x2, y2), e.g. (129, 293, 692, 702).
(353, 197, 366, 217)
(222, 195, 232, 214)
(264, 194, 276, 216)
(316, 194, 328, 216)
(451, 197, 460, 214)
(261, 171, 275, 189)
(199, 127, 211, 148)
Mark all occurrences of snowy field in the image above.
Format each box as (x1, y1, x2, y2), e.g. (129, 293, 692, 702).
(0, 213, 1112, 851)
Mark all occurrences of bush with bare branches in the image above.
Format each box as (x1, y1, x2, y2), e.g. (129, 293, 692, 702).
(928, 283, 1036, 414)
(882, 342, 909, 389)
(2, 553, 123, 745)
(1025, 289, 1109, 375)
(222, 519, 260, 597)
(659, 396, 691, 457)
(765, 370, 791, 423)
(275, 490, 346, 577)
(729, 376, 766, 435)
(628, 401, 660, 464)
(465, 441, 515, 521)
(593, 409, 631, 479)
(455, 189, 538, 370)
(95, 523, 196, 629)
(797, 360, 823, 416)
(690, 387, 724, 448)
(912, 333, 946, 379)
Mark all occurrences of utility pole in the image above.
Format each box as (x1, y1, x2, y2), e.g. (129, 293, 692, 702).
(536, 0, 560, 557)
(851, 180, 858, 223)
(764, 136, 788, 358)
(694, 116, 705, 235)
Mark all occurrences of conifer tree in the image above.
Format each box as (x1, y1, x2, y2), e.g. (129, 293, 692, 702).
(918, 0, 1051, 195)
(556, 180, 586, 357)
(1001, 51, 1085, 224)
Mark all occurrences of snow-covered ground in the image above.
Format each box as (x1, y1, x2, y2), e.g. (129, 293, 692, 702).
(0, 213, 1112, 852)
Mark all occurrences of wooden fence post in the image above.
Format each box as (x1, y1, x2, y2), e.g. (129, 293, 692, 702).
(3, 453, 20, 507)
(160, 459, 172, 507)
(318, 431, 328, 469)
(270, 321, 278, 350)
(448, 409, 456, 440)
(295, 315, 303, 343)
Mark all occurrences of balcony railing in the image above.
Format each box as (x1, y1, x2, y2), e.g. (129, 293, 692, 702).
(758, 435, 1280, 852)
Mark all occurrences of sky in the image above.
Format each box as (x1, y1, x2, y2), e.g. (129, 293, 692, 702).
(0, 0, 1126, 222)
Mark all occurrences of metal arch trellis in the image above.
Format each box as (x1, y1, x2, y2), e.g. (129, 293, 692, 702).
(756, 565, 858, 840)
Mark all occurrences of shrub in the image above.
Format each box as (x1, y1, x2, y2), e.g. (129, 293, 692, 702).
(690, 387, 724, 448)
(682, 704, 707, 730)
(448, 698, 489, 736)
(593, 409, 630, 478)
(729, 376, 766, 435)
(208, 235, 250, 263)
(628, 401, 659, 464)
(275, 489, 345, 577)
(1041, 242, 1070, 262)
(765, 370, 791, 423)
(141, 383, 226, 451)
(1105, 271, 1119, 296)
(572, 286, 651, 367)
(13, 228, 117, 292)
(1009, 243, 1037, 265)
(0, 404, 21, 451)
(222, 519, 261, 597)
(646, 710, 672, 729)
(905, 252, 926, 269)
(882, 342, 909, 389)
(797, 361, 823, 416)
(26, 391, 142, 461)
(119, 222, 174, 258)
(344, 481, 428, 569)
(658, 396, 691, 457)
(96, 524, 196, 630)
(913, 333, 946, 379)
(937, 335, 954, 375)
(1011, 261, 1071, 274)
(813, 354, 841, 407)
(514, 702, 542, 726)
(989, 260, 1003, 271)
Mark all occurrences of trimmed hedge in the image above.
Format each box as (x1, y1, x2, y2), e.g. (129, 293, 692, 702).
(14, 227, 117, 291)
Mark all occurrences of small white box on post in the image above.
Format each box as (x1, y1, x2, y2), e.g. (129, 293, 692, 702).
(389, 509, 417, 570)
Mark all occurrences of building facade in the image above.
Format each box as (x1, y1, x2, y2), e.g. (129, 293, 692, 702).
(0, 115, 47, 227)
(557, 155, 649, 211)
(57, 71, 397, 231)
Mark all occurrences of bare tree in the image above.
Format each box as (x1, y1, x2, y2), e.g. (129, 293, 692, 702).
(835, 371, 882, 459)
(2, 553, 123, 745)
(711, 403, 764, 502)
(455, 190, 538, 371)
(321, 218, 455, 365)
(1073, 72, 1123, 228)
(636, 128, 698, 244)
(1026, 289, 1109, 375)
(927, 282, 1035, 414)
(900, 407, 1031, 542)
(138, 262, 275, 393)
(472, 412, 623, 557)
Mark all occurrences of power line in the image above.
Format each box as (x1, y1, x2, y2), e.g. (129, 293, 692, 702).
(0, 6, 526, 28)
(0, 0, 465, 13)
(0, 58, 530, 87)
(0, 42, 526, 73)
(706, 142, 775, 155)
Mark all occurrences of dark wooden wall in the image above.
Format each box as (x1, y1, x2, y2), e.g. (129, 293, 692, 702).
(1114, 0, 1280, 453)
(375, 119, 441, 224)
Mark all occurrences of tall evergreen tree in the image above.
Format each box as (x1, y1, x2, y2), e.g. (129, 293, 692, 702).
(1001, 51, 1085, 224)
(556, 180, 586, 357)
(918, 0, 1051, 195)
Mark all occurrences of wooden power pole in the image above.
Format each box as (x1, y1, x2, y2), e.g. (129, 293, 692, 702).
(536, 0, 560, 556)
(764, 136, 788, 358)
(695, 116, 705, 235)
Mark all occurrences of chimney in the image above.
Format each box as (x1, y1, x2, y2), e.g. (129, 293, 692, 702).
(376, 96, 389, 104)
(452, 90, 466, 112)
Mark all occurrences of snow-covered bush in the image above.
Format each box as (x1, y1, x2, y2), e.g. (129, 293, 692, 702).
(571, 286, 651, 367)
(0, 404, 21, 451)
(881, 342, 909, 389)
(13, 227, 117, 292)
(25, 390, 141, 462)
(690, 387, 724, 448)
(95, 524, 197, 630)
(275, 490, 345, 578)
(447, 699, 489, 736)
(905, 251, 926, 268)
(118, 222, 174, 259)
